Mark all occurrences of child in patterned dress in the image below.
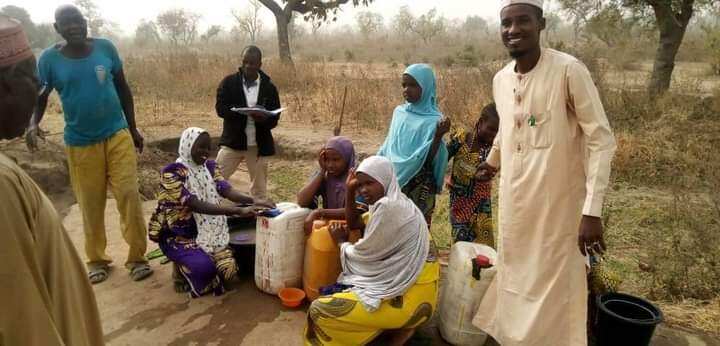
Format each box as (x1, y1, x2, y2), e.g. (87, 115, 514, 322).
(446, 103, 499, 246)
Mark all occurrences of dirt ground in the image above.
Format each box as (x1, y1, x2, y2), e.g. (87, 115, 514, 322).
(57, 183, 720, 346)
(3, 118, 719, 345)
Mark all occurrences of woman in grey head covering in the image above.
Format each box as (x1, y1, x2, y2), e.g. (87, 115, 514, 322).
(304, 156, 440, 345)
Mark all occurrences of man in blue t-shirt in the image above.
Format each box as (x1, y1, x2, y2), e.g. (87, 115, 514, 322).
(26, 4, 152, 284)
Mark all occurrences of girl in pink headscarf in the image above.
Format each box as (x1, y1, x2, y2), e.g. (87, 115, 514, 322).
(297, 136, 358, 233)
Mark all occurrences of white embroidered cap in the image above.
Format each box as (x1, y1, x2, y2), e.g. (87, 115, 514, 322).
(501, 0, 544, 11)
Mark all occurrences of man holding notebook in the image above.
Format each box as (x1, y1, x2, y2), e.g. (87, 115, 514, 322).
(215, 45, 282, 202)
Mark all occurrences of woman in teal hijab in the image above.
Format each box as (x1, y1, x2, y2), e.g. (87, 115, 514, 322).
(378, 63, 450, 225)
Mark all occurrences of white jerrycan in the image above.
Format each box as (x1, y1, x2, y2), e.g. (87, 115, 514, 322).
(254, 202, 310, 294)
(439, 242, 497, 345)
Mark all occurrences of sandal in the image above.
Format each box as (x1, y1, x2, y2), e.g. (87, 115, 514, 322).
(129, 263, 154, 281)
(88, 264, 110, 284)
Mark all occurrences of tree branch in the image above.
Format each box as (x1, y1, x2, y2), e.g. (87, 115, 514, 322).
(292, 0, 351, 14)
(283, 0, 302, 18)
(258, 0, 283, 16)
(267, 0, 370, 21)
(678, 0, 695, 24)
(647, 0, 683, 29)
(306, 0, 351, 8)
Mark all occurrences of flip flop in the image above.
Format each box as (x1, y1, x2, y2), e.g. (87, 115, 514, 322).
(146, 248, 169, 264)
(145, 248, 164, 261)
(88, 264, 110, 284)
(129, 263, 154, 281)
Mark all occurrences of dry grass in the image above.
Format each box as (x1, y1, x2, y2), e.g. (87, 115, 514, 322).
(123, 50, 502, 135)
(659, 298, 720, 335)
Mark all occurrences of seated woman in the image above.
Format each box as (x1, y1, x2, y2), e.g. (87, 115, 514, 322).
(304, 156, 440, 346)
(297, 136, 357, 233)
(148, 127, 264, 298)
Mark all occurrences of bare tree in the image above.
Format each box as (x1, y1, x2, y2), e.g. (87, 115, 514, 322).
(200, 25, 223, 44)
(102, 21, 122, 42)
(134, 19, 161, 47)
(411, 8, 446, 44)
(232, 0, 263, 43)
(74, 0, 105, 36)
(393, 5, 414, 39)
(257, 0, 373, 64)
(584, 4, 635, 47)
(460, 15, 489, 41)
(462, 16, 488, 35)
(355, 11, 383, 40)
(699, 7, 720, 74)
(156, 9, 201, 46)
(230, 25, 245, 43)
(35, 23, 62, 48)
(310, 18, 323, 38)
(557, 0, 598, 41)
(543, 12, 562, 42)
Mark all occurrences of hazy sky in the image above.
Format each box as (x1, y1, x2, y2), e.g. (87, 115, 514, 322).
(9, 0, 508, 36)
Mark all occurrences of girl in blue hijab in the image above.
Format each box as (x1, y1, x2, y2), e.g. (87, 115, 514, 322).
(378, 64, 450, 225)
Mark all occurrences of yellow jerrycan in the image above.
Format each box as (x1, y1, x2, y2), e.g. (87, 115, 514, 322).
(302, 219, 361, 301)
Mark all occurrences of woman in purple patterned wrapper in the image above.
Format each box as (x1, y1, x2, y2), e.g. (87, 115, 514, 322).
(148, 127, 269, 297)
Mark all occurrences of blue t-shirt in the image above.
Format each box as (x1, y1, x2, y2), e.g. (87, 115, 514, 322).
(38, 38, 128, 146)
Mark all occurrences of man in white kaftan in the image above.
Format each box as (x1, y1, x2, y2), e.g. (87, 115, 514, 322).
(472, 1, 617, 345)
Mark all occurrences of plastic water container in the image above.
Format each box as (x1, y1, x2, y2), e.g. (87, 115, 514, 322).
(254, 202, 311, 294)
(439, 242, 497, 345)
(302, 220, 361, 301)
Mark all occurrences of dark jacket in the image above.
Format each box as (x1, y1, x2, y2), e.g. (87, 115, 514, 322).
(215, 69, 281, 156)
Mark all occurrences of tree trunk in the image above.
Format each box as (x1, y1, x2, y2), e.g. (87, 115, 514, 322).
(257, 0, 294, 65)
(647, 2, 694, 96)
(648, 20, 688, 95)
(275, 14, 293, 64)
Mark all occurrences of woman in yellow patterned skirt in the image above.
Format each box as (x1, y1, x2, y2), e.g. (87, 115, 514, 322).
(304, 156, 440, 345)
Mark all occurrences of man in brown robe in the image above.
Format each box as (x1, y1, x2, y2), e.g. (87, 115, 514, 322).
(0, 14, 105, 346)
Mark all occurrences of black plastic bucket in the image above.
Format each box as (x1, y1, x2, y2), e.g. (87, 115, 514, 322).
(228, 216, 256, 276)
(596, 293, 663, 346)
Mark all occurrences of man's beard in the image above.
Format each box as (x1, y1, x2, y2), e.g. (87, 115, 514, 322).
(509, 49, 528, 59)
